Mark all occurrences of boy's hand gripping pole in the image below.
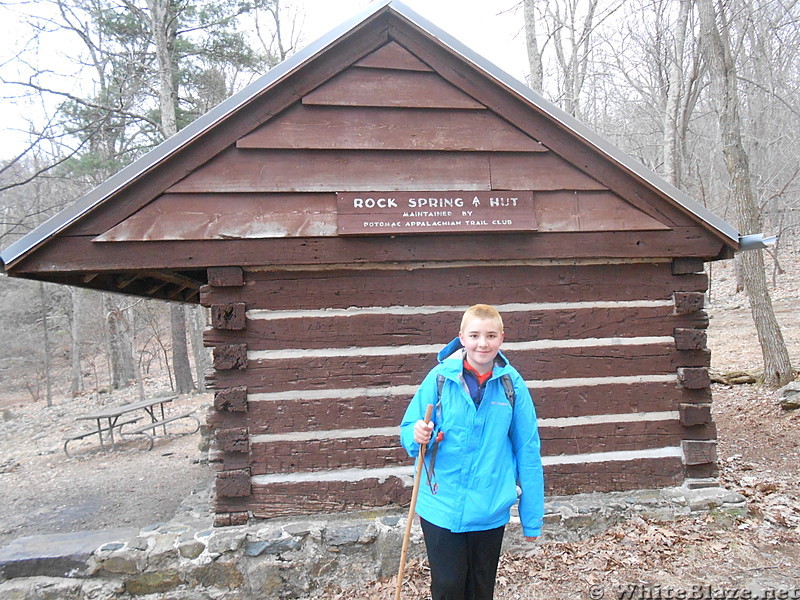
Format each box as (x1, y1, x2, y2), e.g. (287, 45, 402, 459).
(395, 404, 434, 600)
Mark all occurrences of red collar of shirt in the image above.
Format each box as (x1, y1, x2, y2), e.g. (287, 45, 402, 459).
(463, 359, 492, 386)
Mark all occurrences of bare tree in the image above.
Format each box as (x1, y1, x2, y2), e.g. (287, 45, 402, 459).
(523, 0, 545, 92)
(143, 0, 299, 394)
(69, 287, 85, 396)
(697, 0, 793, 386)
(190, 305, 210, 393)
(734, 0, 800, 265)
(103, 294, 137, 389)
(662, 0, 692, 187)
(170, 303, 195, 394)
(522, 0, 623, 117)
(38, 282, 53, 407)
(254, 0, 300, 64)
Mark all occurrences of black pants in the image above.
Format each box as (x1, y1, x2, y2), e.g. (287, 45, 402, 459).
(420, 518, 505, 600)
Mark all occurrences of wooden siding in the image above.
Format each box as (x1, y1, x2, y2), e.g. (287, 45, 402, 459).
(353, 40, 433, 72)
(208, 381, 710, 434)
(205, 303, 708, 349)
(244, 420, 714, 476)
(169, 148, 493, 193)
(96, 193, 338, 242)
(201, 263, 708, 309)
(9, 23, 734, 298)
(18, 231, 726, 275)
(214, 459, 687, 518)
(236, 105, 548, 151)
(533, 191, 671, 232)
(94, 42, 708, 250)
(166, 149, 610, 195)
(300, 66, 486, 109)
(210, 345, 709, 393)
(51, 26, 394, 241)
(203, 261, 715, 518)
(97, 190, 669, 242)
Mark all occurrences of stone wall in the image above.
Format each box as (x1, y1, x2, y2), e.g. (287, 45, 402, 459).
(0, 484, 746, 599)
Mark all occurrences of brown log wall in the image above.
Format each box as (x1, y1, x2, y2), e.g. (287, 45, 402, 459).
(213, 458, 687, 518)
(202, 259, 716, 520)
(200, 263, 708, 309)
(205, 304, 709, 350)
(209, 345, 708, 390)
(245, 420, 715, 476)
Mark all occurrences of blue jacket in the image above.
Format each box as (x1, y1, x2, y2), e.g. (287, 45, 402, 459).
(400, 337, 544, 537)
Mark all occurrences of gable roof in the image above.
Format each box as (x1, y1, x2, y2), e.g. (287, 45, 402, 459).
(1, 0, 743, 284)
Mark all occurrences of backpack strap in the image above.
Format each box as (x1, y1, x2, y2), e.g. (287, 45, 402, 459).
(435, 374, 446, 422)
(499, 373, 516, 410)
(436, 373, 446, 400)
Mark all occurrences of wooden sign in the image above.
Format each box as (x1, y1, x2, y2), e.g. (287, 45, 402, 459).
(337, 191, 537, 236)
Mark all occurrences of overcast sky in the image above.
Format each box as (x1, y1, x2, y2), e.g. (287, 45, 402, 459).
(298, 0, 530, 82)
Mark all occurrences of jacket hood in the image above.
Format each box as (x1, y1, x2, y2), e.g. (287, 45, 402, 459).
(436, 336, 511, 374)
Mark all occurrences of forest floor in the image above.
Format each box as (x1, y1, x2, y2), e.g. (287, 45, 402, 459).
(0, 388, 212, 550)
(0, 255, 799, 600)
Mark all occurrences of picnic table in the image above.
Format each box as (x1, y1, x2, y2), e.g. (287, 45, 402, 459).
(64, 395, 197, 457)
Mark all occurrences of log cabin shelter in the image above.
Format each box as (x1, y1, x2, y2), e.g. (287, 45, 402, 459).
(1, 0, 768, 524)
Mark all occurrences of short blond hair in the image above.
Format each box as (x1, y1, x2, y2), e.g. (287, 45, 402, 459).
(460, 304, 504, 333)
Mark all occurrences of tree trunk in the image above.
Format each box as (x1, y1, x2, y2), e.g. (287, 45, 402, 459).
(104, 294, 136, 389)
(662, 0, 690, 188)
(146, 0, 179, 139)
(698, 0, 793, 387)
(523, 0, 544, 92)
(170, 303, 195, 394)
(70, 287, 84, 397)
(189, 305, 210, 393)
(39, 282, 53, 407)
(130, 304, 146, 401)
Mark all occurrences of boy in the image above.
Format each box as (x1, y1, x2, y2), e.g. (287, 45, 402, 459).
(399, 304, 544, 600)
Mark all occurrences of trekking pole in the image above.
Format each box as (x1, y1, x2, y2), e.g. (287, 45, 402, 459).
(395, 403, 434, 600)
